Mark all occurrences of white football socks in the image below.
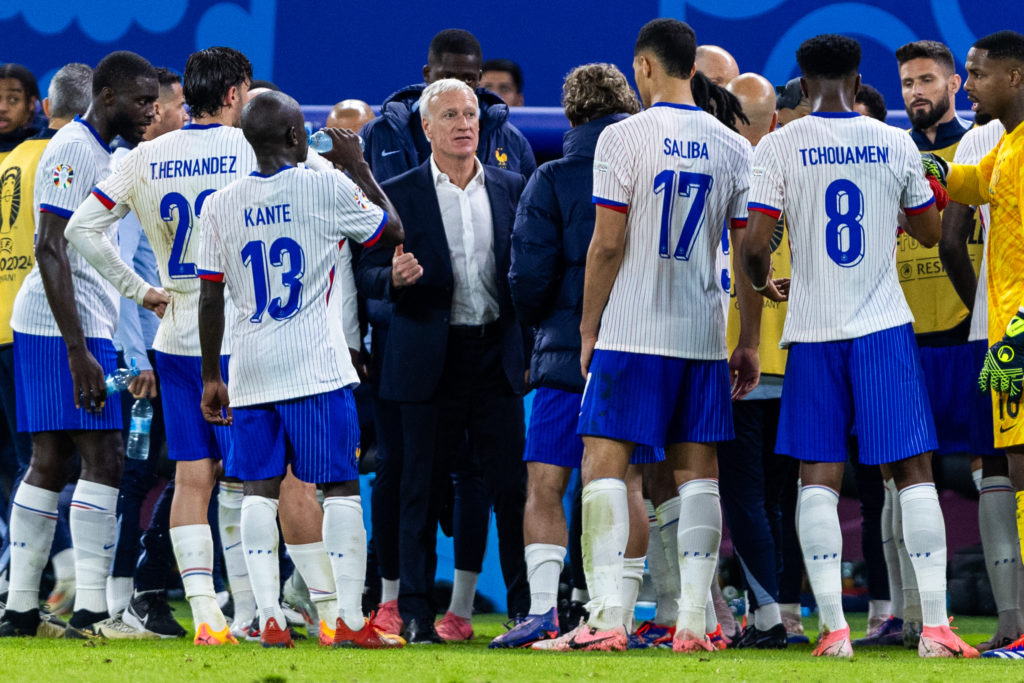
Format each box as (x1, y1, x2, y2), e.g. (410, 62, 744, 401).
(6, 483, 59, 613)
(70, 480, 118, 616)
(645, 499, 675, 625)
(525, 543, 564, 615)
(381, 578, 400, 604)
(797, 485, 846, 632)
(881, 479, 904, 619)
(979, 477, 1022, 624)
(655, 497, 681, 625)
(754, 601, 782, 631)
(218, 482, 255, 627)
(322, 495, 367, 631)
(704, 590, 718, 633)
(106, 576, 133, 617)
(241, 495, 285, 630)
(171, 523, 226, 630)
(449, 569, 479, 620)
(676, 479, 722, 637)
(891, 479, 922, 624)
(899, 483, 948, 628)
(287, 541, 338, 628)
(51, 547, 75, 583)
(621, 555, 645, 632)
(581, 478, 628, 630)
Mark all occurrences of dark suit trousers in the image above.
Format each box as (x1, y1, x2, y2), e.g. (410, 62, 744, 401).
(397, 327, 528, 624)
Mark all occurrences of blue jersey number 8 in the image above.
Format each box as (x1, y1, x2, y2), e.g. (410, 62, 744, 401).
(824, 179, 865, 267)
(652, 170, 713, 261)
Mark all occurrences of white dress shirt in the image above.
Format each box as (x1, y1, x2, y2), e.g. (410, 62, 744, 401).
(430, 155, 500, 325)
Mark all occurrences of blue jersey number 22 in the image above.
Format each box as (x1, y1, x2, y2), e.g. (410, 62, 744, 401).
(160, 189, 215, 279)
(652, 170, 713, 260)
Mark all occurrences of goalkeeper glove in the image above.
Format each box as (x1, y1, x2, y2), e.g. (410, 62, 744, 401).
(921, 153, 949, 186)
(979, 309, 1024, 397)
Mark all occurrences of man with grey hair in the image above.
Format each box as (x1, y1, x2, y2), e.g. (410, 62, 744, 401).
(357, 77, 530, 645)
(0, 61, 92, 610)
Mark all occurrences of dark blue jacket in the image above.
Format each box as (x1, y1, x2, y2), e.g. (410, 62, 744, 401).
(508, 113, 628, 393)
(356, 160, 528, 403)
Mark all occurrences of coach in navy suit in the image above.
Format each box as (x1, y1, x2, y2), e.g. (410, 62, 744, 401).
(356, 78, 528, 644)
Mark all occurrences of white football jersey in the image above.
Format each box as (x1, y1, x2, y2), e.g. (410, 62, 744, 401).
(956, 120, 1005, 343)
(93, 124, 257, 356)
(592, 103, 751, 360)
(11, 117, 119, 339)
(747, 113, 935, 345)
(198, 166, 386, 406)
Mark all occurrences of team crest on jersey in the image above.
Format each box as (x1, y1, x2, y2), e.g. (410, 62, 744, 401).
(52, 164, 74, 189)
(495, 148, 508, 169)
(354, 188, 371, 210)
(594, 161, 610, 174)
(752, 166, 765, 177)
(0, 167, 20, 233)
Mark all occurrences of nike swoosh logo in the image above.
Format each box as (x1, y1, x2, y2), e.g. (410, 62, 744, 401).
(569, 634, 615, 650)
(103, 543, 116, 550)
(225, 541, 242, 550)
(1000, 425, 1016, 433)
(381, 150, 402, 157)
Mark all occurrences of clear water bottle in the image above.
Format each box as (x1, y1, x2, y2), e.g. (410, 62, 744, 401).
(308, 129, 364, 154)
(126, 398, 153, 461)
(105, 358, 140, 395)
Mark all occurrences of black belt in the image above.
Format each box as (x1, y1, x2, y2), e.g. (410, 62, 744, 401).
(449, 321, 500, 339)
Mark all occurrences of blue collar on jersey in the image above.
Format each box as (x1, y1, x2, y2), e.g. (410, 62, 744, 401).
(648, 102, 701, 111)
(73, 115, 111, 151)
(250, 166, 292, 178)
(809, 111, 861, 118)
(183, 122, 222, 130)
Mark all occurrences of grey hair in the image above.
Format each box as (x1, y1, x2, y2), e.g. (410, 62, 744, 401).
(48, 63, 93, 119)
(418, 78, 478, 121)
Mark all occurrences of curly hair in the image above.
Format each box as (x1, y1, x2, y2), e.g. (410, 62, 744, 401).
(691, 71, 749, 133)
(562, 63, 640, 126)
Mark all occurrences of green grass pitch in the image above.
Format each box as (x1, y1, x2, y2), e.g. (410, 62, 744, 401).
(0, 610, 1019, 682)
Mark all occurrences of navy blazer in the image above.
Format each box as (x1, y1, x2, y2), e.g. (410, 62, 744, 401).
(356, 160, 528, 403)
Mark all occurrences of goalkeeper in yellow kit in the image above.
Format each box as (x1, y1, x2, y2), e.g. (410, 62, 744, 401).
(933, 29, 1024, 659)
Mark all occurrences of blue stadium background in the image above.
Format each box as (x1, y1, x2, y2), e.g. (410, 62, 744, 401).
(4, 0, 1022, 611)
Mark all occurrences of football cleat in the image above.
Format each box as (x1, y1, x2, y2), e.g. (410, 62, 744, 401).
(318, 619, 336, 647)
(123, 590, 187, 638)
(489, 608, 559, 649)
(903, 619, 922, 648)
(978, 633, 1019, 653)
(626, 620, 675, 650)
(852, 615, 903, 647)
(733, 623, 787, 649)
(43, 578, 76, 617)
(918, 623, 979, 658)
(435, 611, 473, 642)
(334, 616, 405, 649)
(532, 621, 626, 652)
(194, 623, 238, 646)
(0, 609, 67, 638)
(707, 623, 729, 650)
(981, 633, 1024, 659)
(375, 599, 403, 638)
(66, 614, 158, 640)
(672, 628, 715, 653)
(782, 611, 809, 644)
(260, 617, 295, 649)
(812, 625, 853, 658)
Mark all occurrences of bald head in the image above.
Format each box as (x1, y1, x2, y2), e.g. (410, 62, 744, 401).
(245, 86, 274, 104)
(726, 73, 778, 145)
(695, 45, 739, 86)
(326, 99, 375, 132)
(241, 90, 306, 162)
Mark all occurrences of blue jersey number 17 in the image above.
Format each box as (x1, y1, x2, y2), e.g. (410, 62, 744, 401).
(653, 170, 713, 261)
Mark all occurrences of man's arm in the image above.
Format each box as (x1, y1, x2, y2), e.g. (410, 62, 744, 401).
(579, 205, 627, 377)
(903, 203, 942, 248)
(740, 211, 788, 303)
(938, 201, 978, 310)
(198, 279, 230, 425)
(947, 162, 992, 207)
(729, 226, 761, 399)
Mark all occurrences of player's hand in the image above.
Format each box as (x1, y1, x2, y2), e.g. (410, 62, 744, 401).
(761, 277, 790, 302)
(979, 310, 1024, 397)
(201, 379, 233, 426)
(129, 370, 158, 399)
(143, 287, 170, 318)
(349, 348, 369, 383)
(580, 333, 597, 378)
(921, 153, 948, 187)
(319, 128, 365, 172)
(729, 345, 760, 400)
(68, 347, 106, 413)
(391, 244, 423, 288)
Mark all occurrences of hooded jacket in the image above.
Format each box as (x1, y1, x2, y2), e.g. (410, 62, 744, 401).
(508, 113, 628, 393)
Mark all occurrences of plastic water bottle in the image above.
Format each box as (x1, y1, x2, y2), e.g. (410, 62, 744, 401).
(308, 129, 364, 154)
(105, 358, 140, 395)
(126, 398, 153, 461)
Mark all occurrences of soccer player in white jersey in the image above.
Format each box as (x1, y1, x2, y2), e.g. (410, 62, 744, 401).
(741, 34, 977, 659)
(63, 47, 256, 645)
(197, 91, 404, 649)
(542, 19, 761, 653)
(0, 52, 165, 640)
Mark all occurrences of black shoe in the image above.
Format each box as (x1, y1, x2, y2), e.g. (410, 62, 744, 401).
(733, 623, 788, 649)
(564, 601, 589, 634)
(123, 590, 187, 638)
(0, 608, 67, 638)
(404, 618, 444, 644)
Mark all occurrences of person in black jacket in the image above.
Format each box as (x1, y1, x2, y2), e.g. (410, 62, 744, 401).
(491, 63, 645, 649)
